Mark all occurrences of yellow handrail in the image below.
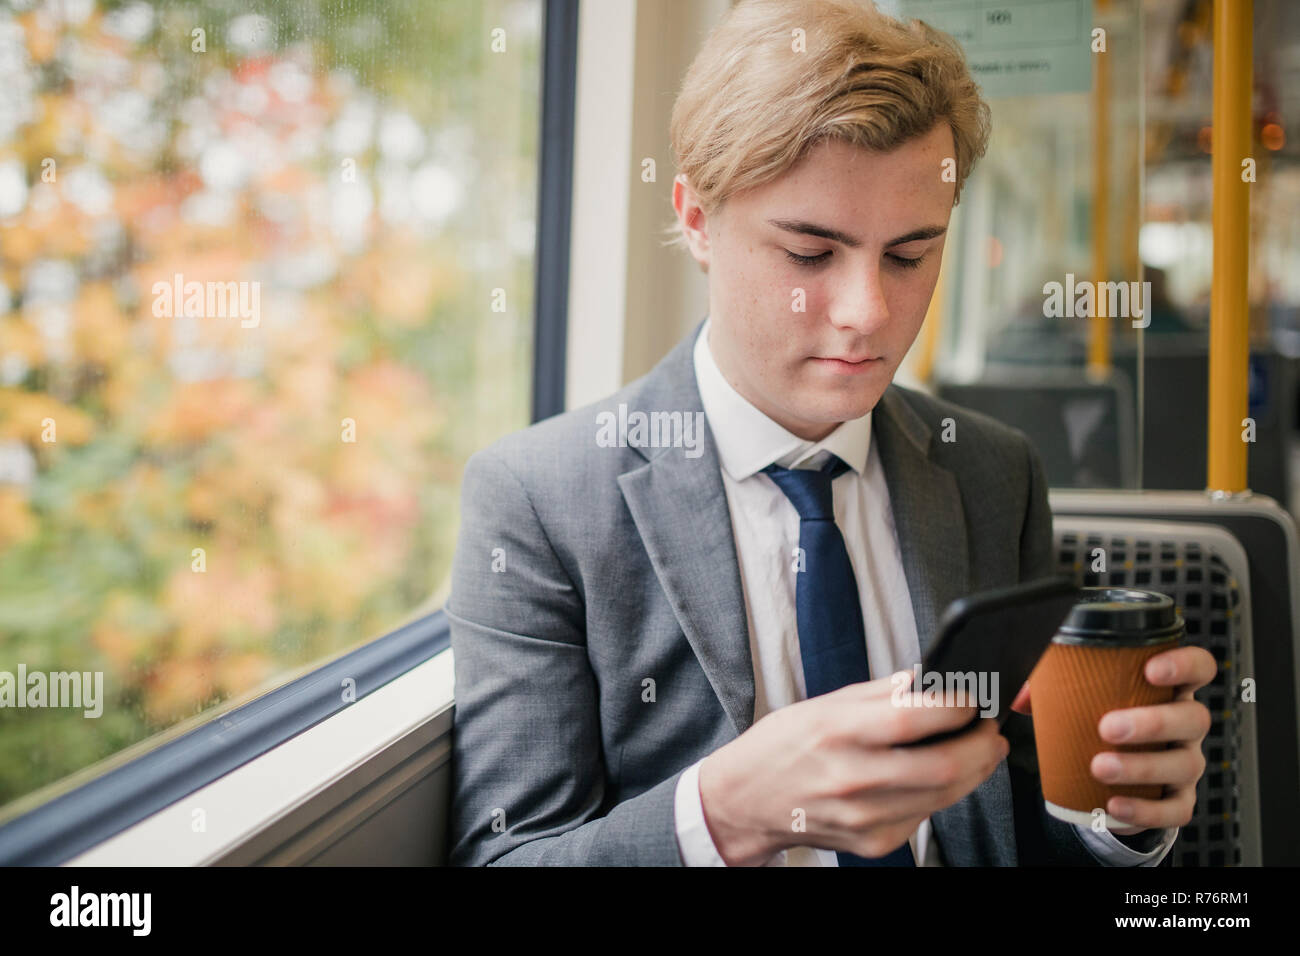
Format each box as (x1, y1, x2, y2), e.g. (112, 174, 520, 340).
(914, 248, 947, 384)
(1088, 0, 1112, 377)
(1207, 0, 1252, 494)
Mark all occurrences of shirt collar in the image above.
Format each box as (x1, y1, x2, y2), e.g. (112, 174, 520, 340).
(693, 317, 872, 481)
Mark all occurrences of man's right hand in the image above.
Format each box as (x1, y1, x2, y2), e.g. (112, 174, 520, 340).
(696, 671, 1010, 866)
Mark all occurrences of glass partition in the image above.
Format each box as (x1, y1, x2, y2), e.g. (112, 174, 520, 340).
(899, 0, 1300, 509)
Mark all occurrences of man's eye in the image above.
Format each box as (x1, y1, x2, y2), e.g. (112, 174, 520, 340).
(888, 253, 926, 270)
(784, 249, 831, 266)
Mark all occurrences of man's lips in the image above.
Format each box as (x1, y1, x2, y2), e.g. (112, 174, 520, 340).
(810, 355, 882, 372)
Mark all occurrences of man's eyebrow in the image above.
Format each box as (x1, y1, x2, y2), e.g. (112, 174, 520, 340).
(766, 219, 947, 248)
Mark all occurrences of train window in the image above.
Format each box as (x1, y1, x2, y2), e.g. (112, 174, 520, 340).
(0, 0, 541, 817)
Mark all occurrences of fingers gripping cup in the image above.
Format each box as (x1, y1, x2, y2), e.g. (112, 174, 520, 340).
(1028, 587, 1184, 830)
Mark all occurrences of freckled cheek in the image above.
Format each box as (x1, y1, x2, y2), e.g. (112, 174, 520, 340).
(770, 268, 824, 322)
(739, 267, 795, 341)
(746, 257, 786, 299)
(884, 280, 930, 332)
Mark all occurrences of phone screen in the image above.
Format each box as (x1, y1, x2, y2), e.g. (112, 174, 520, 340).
(895, 577, 1078, 747)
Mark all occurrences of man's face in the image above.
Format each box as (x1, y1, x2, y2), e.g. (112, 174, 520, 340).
(674, 124, 956, 442)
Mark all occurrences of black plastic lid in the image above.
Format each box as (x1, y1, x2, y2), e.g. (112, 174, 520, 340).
(1054, 587, 1184, 646)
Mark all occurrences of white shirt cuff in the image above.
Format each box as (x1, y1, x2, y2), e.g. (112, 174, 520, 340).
(674, 758, 787, 866)
(1074, 823, 1179, 866)
(674, 759, 728, 865)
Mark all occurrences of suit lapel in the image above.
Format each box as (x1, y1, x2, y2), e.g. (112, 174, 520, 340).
(874, 388, 1017, 866)
(616, 327, 755, 736)
(872, 388, 969, 659)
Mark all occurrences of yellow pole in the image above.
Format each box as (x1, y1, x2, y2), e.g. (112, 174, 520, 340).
(1207, 0, 1252, 493)
(1088, 0, 1112, 377)
(914, 251, 947, 384)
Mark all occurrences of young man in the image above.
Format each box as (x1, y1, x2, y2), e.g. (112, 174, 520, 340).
(446, 0, 1213, 866)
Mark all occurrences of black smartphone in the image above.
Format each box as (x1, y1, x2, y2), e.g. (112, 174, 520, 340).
(894, 575, 1079, 747)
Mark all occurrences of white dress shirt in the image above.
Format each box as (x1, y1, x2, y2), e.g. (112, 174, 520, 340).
(673, 318, 1177, 867)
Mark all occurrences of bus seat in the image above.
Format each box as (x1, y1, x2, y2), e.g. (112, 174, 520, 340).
(1052, 516, 1261, 866)
(937, 368, 1136, 488)
(1052, 489, 1300, 865)
(1110, 344, 1294, 506)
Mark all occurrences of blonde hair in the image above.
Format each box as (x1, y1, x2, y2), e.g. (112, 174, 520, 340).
(665, 0, 991, 249)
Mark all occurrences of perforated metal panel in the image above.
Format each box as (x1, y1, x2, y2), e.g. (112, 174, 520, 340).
(1052, 518, 1258, 866)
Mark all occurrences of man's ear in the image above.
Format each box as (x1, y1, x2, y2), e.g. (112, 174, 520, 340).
(672, 174, 711, 273)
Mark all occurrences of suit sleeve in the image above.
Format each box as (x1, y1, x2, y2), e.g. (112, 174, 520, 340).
(1005, 435, 1113, 865)
(445, 448, 685, 865)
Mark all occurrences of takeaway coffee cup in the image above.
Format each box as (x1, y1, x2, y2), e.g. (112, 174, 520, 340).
(1028, 587, 1184, 829)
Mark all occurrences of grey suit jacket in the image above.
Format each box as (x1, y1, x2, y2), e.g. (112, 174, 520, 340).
(446, 320, 1108, 866)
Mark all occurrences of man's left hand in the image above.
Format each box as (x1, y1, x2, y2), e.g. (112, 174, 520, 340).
(1011, 645, 1217, 835)
(1091, 645, 1216, 833)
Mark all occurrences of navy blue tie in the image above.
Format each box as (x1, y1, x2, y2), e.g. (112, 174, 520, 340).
(764, 454, 916, 867)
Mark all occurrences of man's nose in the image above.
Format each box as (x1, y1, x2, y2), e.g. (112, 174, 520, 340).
(827, 265, 890, 336)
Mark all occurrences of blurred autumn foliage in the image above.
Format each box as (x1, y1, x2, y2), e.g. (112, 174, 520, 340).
(0, 0, 537, 810)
